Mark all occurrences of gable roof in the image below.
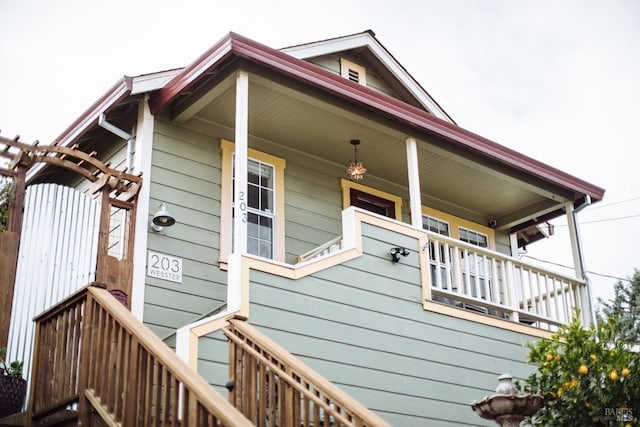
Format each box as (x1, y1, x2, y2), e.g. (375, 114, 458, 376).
(150, 32, 604, 204)
(280, 30, 455, 123)
(34, 31, 604, 207)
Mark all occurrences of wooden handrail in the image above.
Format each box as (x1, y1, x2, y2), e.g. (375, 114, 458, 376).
(223, 319, 391, 427)
(29, 284, 252, 426)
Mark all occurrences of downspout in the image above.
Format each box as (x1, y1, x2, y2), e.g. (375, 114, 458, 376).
(98, 113, 135, 172)
(566, 196, 594, 325)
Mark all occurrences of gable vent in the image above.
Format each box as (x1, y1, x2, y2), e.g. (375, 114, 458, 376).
(340, 58, 367, 86)
(347, 68, 360, 83)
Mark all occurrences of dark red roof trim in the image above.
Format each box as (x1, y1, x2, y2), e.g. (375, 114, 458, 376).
(53, 77, 133, 147)
(153, 32, 604, 202)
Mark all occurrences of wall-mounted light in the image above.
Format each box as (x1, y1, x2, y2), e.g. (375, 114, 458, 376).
(151, 203, 176, 232)
(345, 139, 367, 180)
(389, 246, 409, 263)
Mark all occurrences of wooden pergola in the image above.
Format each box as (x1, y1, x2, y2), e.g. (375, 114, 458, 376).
(0, 133, 143, 349)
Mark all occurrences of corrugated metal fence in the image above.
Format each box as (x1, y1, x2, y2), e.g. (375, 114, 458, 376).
(6, 183, 99, 387)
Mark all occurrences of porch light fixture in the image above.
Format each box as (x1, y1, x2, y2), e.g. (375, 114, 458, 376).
(346, 139, 367, 180)
(151, 203, 176, 232)
(389, 246, 409, 263)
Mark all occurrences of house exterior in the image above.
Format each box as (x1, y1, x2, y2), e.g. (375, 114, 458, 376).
(1, 30, 604, 426)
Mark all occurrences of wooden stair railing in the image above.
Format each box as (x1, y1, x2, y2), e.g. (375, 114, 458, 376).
(222, 319, 391, 427)
(28, 283, 253, 427)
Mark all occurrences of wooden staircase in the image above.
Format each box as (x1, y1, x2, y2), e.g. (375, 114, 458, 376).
(27, 284, 252, 427)
(18, 284, 389, 427)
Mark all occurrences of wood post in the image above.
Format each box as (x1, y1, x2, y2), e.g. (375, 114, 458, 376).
(0, 168, 25, 349)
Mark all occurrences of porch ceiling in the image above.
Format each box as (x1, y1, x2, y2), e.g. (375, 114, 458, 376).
(186, 73, 569, 229)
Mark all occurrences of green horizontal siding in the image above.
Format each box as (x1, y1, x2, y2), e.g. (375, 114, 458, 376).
(246, 221, 534, 426)
(143, 120, 228, 337)
(141, 119, 530, 425)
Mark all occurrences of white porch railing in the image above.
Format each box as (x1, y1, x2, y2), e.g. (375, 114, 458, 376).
(297, 235, 343, 263)
(424, 231, 590, 331)
(297, 231, 590, 331)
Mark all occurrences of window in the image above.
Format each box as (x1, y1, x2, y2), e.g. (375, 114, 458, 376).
(423, 215, 449, 236)
(458, 226, 491, 296)
(350, 189, 396, 219)
(220, 140, 286, 263)
(340, 58, 367, 86)
(422, 206, 497, 313)
(459, 227, 489, 248)
(421, 206, 495, 250)
(423, 214, 452, 292)
(235, 159, 275, 258)
(340, 179, 402, 220)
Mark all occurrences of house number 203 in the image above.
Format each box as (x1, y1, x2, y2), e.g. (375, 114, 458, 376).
(238, 190, 247, 222)
(147, 251, 183, 283)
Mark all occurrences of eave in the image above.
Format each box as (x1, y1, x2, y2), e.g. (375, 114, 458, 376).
(27, 77, 134, 183)
(151, 32, 604, 205)
(280, 29, 455, 123)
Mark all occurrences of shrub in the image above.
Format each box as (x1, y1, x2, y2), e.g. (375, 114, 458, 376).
(520, 316, 639, 426)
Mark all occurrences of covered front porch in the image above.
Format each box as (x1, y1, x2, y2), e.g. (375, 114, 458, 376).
(148, 33, 604, 333)
(299, 213, 590, 332)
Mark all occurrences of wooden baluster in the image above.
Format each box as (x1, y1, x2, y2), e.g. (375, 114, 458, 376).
(504, 260, 520, 322)
(78, 292, 94, 426)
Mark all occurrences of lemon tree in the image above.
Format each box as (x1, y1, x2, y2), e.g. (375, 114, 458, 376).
(520, 315, 639, 426)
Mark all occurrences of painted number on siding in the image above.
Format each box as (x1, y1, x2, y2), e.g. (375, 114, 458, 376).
(147, 251, 182, 283)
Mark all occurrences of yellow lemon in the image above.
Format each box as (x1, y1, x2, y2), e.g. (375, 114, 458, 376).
(578, 364, 588, 375)
(554, 354, 561, 362)
(585, 402, 592, 410)
(610, 370, 619, 381)
(621, 367, 630, 377)
(546, 353, 554, 362)
(590, 353, 597, 361)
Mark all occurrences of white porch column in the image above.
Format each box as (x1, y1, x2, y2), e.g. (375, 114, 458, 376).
(565, 201, 585, 279)
(406, 137, 422, 228)
(131, 95, 154, 320)
(509, 233, 519, 257)
(565, 200, 595, 324)
(233, 71, 249, 255)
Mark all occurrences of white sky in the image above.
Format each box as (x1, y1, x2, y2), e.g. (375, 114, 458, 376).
(2, 0, 639, 305)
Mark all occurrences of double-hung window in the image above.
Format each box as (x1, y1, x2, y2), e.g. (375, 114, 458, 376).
(220, 140, 286, 264)
(458, 226, 491, 300)
(423, 215, 453, 291)
(421, 206, 496, 310)
(237, 158, 275, 258)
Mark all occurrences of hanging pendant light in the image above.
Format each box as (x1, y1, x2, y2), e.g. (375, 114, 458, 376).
(345, 139, 367, 180)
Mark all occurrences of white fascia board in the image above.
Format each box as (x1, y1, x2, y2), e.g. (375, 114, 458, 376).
(281, 32, 375, 59)
(281, 33, 453, 123)
(130, 69, 182, 95)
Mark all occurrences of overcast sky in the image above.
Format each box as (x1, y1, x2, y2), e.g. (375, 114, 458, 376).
(2, 0, 639, 305)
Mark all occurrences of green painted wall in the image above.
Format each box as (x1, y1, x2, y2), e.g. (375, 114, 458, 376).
(193, 223, 537, 426)
(141, 119, 537, 425)
(143, 120, 228, 339)
(227, 223, 533, 426)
